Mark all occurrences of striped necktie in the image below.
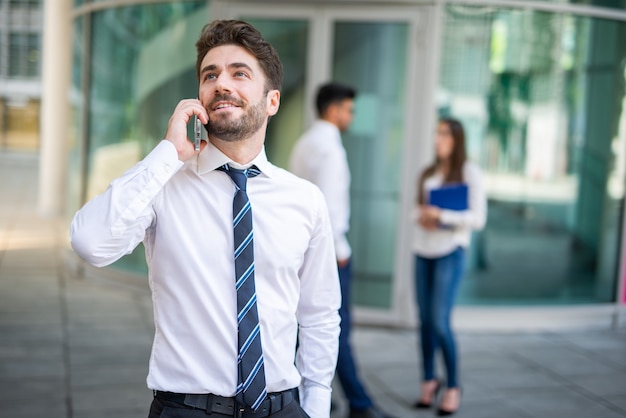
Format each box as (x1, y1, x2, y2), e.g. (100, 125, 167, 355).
(218, 164, 267, 410)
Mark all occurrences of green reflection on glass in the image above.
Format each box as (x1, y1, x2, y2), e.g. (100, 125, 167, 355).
(440, 5, 626, 305)
(333, 21, 409, 309)
(78, 2, 206, 276)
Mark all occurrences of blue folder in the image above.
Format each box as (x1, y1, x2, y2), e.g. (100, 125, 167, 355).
(429, 183, 468, 211)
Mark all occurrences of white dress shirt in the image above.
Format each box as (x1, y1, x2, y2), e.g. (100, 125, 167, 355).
(70, 140, 341, 418)
(411, 161, 487, 258)
(288, 120, 352, 261)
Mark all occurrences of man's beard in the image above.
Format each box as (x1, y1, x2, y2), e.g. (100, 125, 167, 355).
(206, 94, 267, 142)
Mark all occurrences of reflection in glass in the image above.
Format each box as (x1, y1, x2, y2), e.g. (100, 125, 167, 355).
(333, 22, 409, 308)
(72, 2, 206, 275)
(439, 5, 626, 304)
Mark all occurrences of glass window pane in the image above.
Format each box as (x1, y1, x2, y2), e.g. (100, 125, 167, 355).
(8, 33, 40, 78)
(26, 34, 39, 77)
(8, 34, 22, 76)
(10, 0, 40, 9)
(77, 2, 207, 275)
(439, 5, 626, 305)
(86, 2, 207, 196)
(333, 21, 409, 309)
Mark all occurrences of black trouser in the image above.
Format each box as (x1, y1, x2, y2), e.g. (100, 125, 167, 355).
(148, 389, 310, 418)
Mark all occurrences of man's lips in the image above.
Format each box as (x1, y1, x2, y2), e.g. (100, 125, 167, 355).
(213, 102, 239, 111)
(209, 95, 244, 111)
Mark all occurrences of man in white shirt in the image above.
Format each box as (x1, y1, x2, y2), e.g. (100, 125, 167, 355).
(289, 83, 389, 418)
(70, 20, 341, 418)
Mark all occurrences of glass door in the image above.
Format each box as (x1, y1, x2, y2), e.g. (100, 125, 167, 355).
(331, 20, 409, 310)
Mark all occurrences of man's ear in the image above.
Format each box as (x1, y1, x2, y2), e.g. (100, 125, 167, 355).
(267, 90, 280, 116)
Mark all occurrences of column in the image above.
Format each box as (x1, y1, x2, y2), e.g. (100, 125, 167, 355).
(38, 0, 72, 216)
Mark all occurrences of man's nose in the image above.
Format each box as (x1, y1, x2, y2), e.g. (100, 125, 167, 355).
(214, 73, 233, 93)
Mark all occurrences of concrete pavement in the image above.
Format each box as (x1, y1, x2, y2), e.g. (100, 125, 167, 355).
(1, 151, 626, 418)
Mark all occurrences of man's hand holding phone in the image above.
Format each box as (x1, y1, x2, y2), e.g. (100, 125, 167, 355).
(165, 98, 209, 162)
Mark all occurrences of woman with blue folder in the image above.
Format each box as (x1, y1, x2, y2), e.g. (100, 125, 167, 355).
(411, 117, 487, 416)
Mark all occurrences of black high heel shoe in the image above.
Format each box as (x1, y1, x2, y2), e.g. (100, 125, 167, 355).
(437, 408, 456, 417)
(413, 380, 441, 409)
(436, 387, 462, 416)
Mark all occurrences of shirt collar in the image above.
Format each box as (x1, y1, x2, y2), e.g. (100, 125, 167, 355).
(315, 119, 340, 132)
(314, 119, 342, 141)
(196, 141, 275, 178)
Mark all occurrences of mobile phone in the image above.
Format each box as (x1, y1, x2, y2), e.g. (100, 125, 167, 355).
(194, 116, 202, 151)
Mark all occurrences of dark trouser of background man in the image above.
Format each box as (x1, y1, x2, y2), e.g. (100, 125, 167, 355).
(336, 260, 387, 418)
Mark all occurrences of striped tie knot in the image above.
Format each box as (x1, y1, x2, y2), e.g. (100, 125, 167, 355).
(219, 164, 261, 192)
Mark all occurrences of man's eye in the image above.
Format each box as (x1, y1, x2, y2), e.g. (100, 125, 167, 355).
(235, 71, 247, 77)
(205, 73, 216, 80)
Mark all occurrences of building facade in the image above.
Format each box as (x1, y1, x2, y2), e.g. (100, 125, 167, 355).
(0, 0, 41, 151)
(56, 0, 626, 329)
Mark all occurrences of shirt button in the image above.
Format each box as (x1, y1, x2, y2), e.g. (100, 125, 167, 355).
(164, 163, 171, 173)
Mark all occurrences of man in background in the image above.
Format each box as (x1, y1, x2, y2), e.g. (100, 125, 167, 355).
(289, 83, 391, 418)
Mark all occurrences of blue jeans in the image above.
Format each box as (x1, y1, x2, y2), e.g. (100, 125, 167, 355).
(414, 247, 465, 388)
(336, 259, 373, 410)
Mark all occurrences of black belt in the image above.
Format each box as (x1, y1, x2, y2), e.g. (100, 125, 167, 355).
(154, 388, 297, 417)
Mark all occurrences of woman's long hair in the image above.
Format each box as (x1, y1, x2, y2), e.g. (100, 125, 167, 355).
(417, 117, 467, 204)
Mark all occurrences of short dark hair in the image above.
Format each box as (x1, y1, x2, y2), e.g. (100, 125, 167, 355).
(195, 20, 283, 93)
(315, 82, 357, 117)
